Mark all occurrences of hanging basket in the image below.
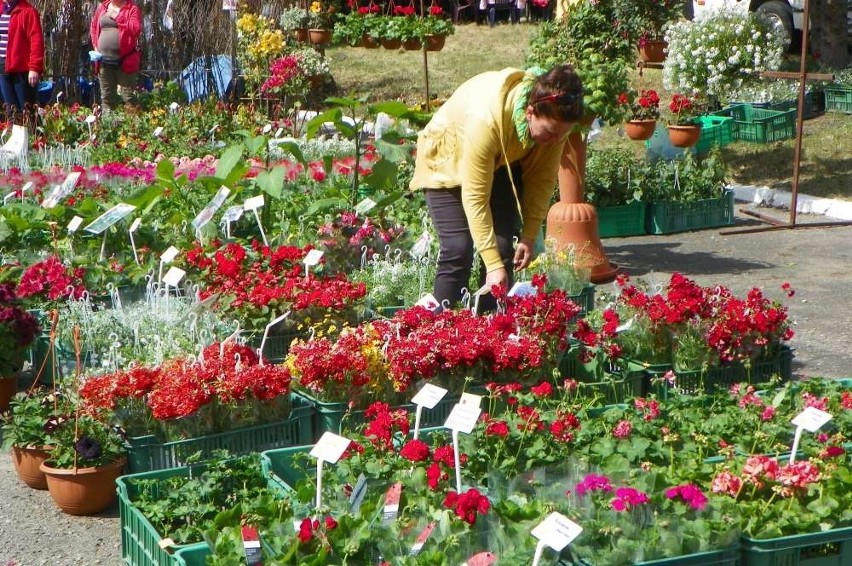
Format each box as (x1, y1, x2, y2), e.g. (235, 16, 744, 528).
(638, 40, 667, 63)
(667, 124, 701, 148)
(402, 38, 422, 51)
(362, 33, 380, 49)
(425, 34, 446, 52)
(381, 38, 402, 50)
(624, 119, 657, 141)
(294, 27, 309, 42)
(308, 28, 332, 45)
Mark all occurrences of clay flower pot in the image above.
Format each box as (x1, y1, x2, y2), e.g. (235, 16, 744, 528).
(308, 28, 332, 45)
(638, 40, 667, 63)
(667, 124, 701, 148)
(381, 38, 402, 50)
(11, 445, 52, 489)
(624, 119, 657, 141)
(362, 33, 380, 49)
(425, 34, 446, 52)
(403, 38, 422, 51)
(294, 27, 309, 43)
(40, 458, 126, 515)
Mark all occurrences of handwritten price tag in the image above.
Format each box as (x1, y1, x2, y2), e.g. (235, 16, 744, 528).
(531, 512, 583, 551)
(411, 383, 448, 410)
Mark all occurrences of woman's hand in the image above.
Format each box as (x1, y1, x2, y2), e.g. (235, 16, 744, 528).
(28, 71, 39, 87)
(484, 267, 509, 291)
(512, 238, 536, 272)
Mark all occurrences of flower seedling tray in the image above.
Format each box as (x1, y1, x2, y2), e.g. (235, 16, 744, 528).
(291, 389, 461, 440)
(644, 345, 793, 398)
(125, 396, 314, 473)
(560, 545, 740, 565)
(645, 189, 735, 235)
(740, 526, 852, 566)
(567, 284, 596, 315)
(713, 104, 796, 143)
(597, 201, 647, 238)
(558, 347, 646, 403)
(824, 86, 852, 114)
(117, 466, 209, 566)
(694, 115, 735, 154)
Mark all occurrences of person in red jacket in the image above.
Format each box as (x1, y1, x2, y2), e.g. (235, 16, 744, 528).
(0, 0, 43, 113)
(89, 0, 142, 112)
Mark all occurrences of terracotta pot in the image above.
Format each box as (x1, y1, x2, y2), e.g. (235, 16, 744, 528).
(0, 374, 17, 413)
(425, 34, 446, 52)
(308, 28, 332, 45)
(11, 445, 51, 489)
(308, 74, 324, 88)
(546, 125, 618, 284)
(381, 38, 402, 50)
(362, 33, 380, 49)
(40, 458, 126, 515)
(638, 40, 667, 63)
(667, 124, 701, 148)
(402, 38, 422, 51)
(294, 27, 309, 42)
(624, 119, 657, 141)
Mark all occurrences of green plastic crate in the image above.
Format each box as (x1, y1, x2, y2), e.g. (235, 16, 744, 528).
(597, 201, 647, 238)
(243, 331, 307, 363)
(694, 115, 735, 154)
(824, 86, 852, 114)
(645, 190, 735, 235)
(117, 467, 209, 566)
(173, 545, 210, 566)
(741, 526, 852, 566)
(715, 104, 796, 143)
(567, 284, 596, 315)
(292, 389, 461, 440)
(640, 345, 793, 398)
(125, 397, 314, 473)
(558, 347, 646, 403)
(560, 545, 739, 565)
(731, 91, 819, 120)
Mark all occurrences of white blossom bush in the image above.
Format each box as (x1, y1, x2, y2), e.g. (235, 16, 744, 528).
(662, 8, 785, 100)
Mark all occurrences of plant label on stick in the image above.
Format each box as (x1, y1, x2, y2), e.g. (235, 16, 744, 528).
(411, 383, 448, 439)
(129, 218, 141, 233)
(382, 482, 402, 524)
(163, 267, 185, 287)
(85, 115, 97, 124)
(258, 311, 290, 365)
(415, 293, 439, 311)
(444, 401, 481, 434)
(531, 512, 583, 551)
(310, 431, 351, 509)
(303, 249, 324, 279)
(169, 102, 180, 113)
(158, 538, 175, 550)
(161, 246, 179, 263)
(84, 203, 137, 234)
(262, 123, 272, 134)
(244, 195, 265, 211)
(789, 406, 832, 463)
(240, 526, 262, 566)
(3, 192, 15, 204)
(354, 197, 376, 215)
(409, 522, 435, 556)
(275, 127, 284, 138)
(191, 186, 230, 230)
(129, 218, 141, 265)
(68, 216, 83, 232)
(20, 181, 33, 201)
(152, 126, 164, 138)
(462, 552, 497, 566)
(460, 392, 482, 407)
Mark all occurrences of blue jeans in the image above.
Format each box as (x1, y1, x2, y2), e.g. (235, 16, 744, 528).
(0, 72, 35, 112)
(424, 164, 523, 310)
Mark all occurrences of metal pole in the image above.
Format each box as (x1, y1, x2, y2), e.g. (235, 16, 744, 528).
(787, 0, 811, 227)
(421, 0, 430, 111)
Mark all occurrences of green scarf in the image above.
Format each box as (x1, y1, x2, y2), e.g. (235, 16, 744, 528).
(513, 66, 546, 149)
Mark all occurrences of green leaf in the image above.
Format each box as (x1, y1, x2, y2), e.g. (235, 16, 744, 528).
(255, 167, 287, 199)
(214, 145, 244, 180)
(306, 109, 342, 139)
(156, 158, 175, 184)
(274, 141, 306, 165)
(362, 159, 399, 191)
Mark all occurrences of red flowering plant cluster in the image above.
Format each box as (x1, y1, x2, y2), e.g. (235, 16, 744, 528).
(260, 54, 307, 100)
(316, 211, 406, 274)
(79, 341, 292, 441)
(667, 92, 707, 126)
(14, 255, 87, 307)
(617, 88, 661, 121)
(183, 239, 366, 334)
(576, 273, 794, 373)
(0, 282, 41, 375)
(709, 450, 852, 538)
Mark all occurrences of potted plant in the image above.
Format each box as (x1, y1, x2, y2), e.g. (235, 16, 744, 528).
(0, 282, 41, 411)
(666, 93, 706, 147)
(294, 46, 331, 87)
(307, 0, 337, 45)
(279, 5, 310, 42)
(422, 9, 455, 52)
(584, 147, 647, 238)
(398, 16, 425, 50)
(1, 388, 66, 489)
(378, 16, 405, 50)
(632, 0, 683, 62)
(40, 413, 128, 515)
(618, 88, 661, 141)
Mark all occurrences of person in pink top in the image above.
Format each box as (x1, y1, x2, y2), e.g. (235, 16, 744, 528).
(90, 0, 142, 112)
(0, 0, 43, 114)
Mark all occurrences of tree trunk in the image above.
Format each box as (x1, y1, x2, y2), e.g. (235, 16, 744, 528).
(809, 0, 850, 69)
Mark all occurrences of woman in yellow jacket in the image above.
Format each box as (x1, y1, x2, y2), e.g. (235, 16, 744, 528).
(410, 64, 583, 309)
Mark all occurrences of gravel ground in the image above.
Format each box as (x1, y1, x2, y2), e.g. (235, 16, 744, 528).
(1, 204, 850, 566)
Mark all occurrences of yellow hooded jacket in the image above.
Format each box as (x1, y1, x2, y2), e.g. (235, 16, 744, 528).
(409, 67, 568, 272)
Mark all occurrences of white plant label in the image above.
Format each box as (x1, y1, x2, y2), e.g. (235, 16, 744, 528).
(460, 392, 482, 407)
(21, 181, 34, 196)
(415, 293, 439, 311)
(85, 115, 97, 124)
(169, 102, 180, 112)
(161, 246, 179, 263)
(84, 203, 137, 234)
(275, 127, 284, 138)
(209, 124, 219, 134)
(354, 197, 377, 215)
(444, 402, 481, 434)
(162, 266, 186, 287)
(791, 407, 832, 432)
(192, 186, 230, 230)
(310, 431, 351, 464)
(223, 205, 244, 222)
(68, 216, 84, 232)
(303, 249, 324, 266)
(152, 126, 164, 138)
(531, 512, 583, 551)
(411, 383, 448, 409)
(129, 218, 141, 233)
(262, 124, 272, 134)
(508, 281, 537, 297)
(244, 194, 265, 211)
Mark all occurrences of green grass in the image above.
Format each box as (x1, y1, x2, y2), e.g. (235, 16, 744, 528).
(324, 22, 852, 200)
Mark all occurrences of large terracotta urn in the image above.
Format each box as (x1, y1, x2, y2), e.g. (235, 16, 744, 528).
(11, 445, 51, 489)
(545, 126, 618, 284)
